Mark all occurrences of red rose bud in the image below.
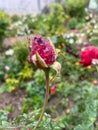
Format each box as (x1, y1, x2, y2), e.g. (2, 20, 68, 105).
(80, 46, 98, 66)
(50, 84, 56, 95)
(29, 34, 56, 69)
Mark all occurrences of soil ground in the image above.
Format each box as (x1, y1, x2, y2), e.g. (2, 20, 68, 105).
(0, 88, 26, 121)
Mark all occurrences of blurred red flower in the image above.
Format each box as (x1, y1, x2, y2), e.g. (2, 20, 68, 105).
(80, 46, 98, 66)
(50, 84, 57, 95)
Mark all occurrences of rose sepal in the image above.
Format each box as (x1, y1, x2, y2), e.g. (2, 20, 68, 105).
(32, 52, 48, 69)
(50, 61, 61, 76)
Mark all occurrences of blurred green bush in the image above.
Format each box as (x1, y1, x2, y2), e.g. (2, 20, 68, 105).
(0, 10, 10, 45)
(64, 0, 86, 17)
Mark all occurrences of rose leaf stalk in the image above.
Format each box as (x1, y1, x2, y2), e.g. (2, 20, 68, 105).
(33, 69, 50, 130)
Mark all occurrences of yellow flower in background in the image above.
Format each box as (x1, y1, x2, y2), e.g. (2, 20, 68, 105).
(58, 45, 61, 49)
(65, 15, 70, 20)
(55, 31, 59, 35)
(75, 62, 80, 65)
(87, 65, 92, 69)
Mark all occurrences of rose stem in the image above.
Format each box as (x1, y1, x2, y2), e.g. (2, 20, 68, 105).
(33, 70, 49, 130)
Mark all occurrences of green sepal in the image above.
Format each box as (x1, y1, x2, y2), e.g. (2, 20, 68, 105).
(50, 61, 61, 76)
(36, 52, 48, 68)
